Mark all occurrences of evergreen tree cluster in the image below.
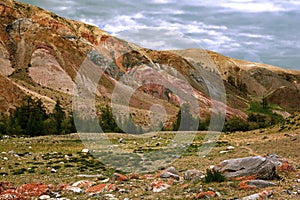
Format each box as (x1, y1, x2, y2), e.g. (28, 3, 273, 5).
(0, 96, 75, 137)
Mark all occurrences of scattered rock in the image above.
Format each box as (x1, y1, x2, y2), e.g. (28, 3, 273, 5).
(85, 184, 117, 196)
(72, 180, 96, 188)
(110, 173, 128, 182)
(39, 195, 51, 199)
(195, 191, 215, 199)
(150, 180, 170, 193)
(65, 186, 83, 193)
(81, 149, 89, 153)
(77, 174, 103, 178)
(160, 166, 180, 180)
(239, 180, 277, 190)
(1, 183, 52, 199)
(227, 146, 235, 150)
(241, 190, 273, 200)
(119, 138, 126, 144)
(183, 170, 204, 181)
(214, 155, 285, 180)
(129, 172, 139, 179)
(219, 150, 229, 154)
(262, 136, 268, 140)
(0, 182, 15, 193)
(51, 168, 57, 173)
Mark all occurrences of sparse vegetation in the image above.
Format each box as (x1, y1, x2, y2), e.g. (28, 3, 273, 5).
(0, 96, 75, 136)
(204, 169, 226, 183)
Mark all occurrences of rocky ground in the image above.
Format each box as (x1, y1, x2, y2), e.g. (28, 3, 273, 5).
(0, 122, 300, 199)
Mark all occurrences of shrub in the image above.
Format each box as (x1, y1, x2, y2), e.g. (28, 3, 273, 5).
(204, 169, 226, 183)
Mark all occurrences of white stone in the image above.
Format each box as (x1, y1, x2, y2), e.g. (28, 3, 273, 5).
(66, 186, 83, 193)
(39, 195, 50, 200)
(82, 149, 89, 153)
(219, 150, 229, 154)
(3, 157, 8, 160)
(227, 146, 235, 150)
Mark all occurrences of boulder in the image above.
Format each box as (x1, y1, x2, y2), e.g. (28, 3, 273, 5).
(183, 170, 204, 181)
(238, 180, 277, 190)
(160, 166, 180, 180)
(240, 190, 273, 200)
(214, 155, 284, 180)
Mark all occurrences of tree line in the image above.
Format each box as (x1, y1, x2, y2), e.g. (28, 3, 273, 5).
(0, 96, 75, 137)
(0, 96, 285, 137)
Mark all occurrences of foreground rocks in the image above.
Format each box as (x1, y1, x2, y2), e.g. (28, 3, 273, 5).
(213, 154, 293, 180)
(0, 154, 297, 199)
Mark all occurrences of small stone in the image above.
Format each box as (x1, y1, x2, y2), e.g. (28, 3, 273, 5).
(110, 173, 128, 182)
(219, 150, 228, 154)
(262, 136, 268, 140)
(51, 168, 57, 173)
(72, 180, 96, 188)
(39, 195, 51, 200)
(3, 157, 8, 160)
(227, 146, 235, 150)
(29, 146, 32, 149)
(215, 191, 221, 197)
(160, 166, 180, 180)
(8, 150, 15, 154)
(297, 179, 300, 183)
(150, 180, 170, 193)
(81, 149, 89, 153)
(165, 166, 179, 175)
(66, 186, 83, 193)
(119, 189, 126, 193)
(196, 191, 215, 199)
(119, 138, 126, 144)
(183, 170, 204, 181)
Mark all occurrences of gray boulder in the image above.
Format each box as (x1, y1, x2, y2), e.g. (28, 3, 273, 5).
(214, 155, 281, 180)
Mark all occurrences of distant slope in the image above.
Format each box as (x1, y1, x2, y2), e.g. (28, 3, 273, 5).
(0, 0, 299, 126)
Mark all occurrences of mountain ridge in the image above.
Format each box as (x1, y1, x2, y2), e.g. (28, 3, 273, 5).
(0, 0, 300, 127)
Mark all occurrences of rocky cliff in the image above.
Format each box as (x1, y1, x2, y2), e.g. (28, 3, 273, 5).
(1, 0, 300, 127)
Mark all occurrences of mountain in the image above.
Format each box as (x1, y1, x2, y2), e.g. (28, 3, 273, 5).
(1, 0, 300, 128)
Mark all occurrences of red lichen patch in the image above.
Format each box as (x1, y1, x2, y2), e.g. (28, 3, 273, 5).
(85, 184, 117, 195)
(150, 180, 170, 193)
(231, 174, 258, 181)
(238, 180, 257, 191)
(110, 173, 128, 182)
(179, 183, 189, 189)
(196, 191, 216, 199)
(72, 180, 96, 188)
(140, 174, 154, 179)
(56, 184, 69, 191)
(16, 183, 50, 198)
(0, 189, 23, 200)
(129, 172, 140, 179)
(276, 161, 294, 172)
(0, 182, 15, 193)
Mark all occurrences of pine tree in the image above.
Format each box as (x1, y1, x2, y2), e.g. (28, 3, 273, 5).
(52, 100, 65, 133)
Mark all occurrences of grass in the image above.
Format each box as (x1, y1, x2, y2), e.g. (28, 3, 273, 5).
(0, 124, 299, 199)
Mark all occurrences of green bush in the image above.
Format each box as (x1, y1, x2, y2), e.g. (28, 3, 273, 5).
(204, 169, 226, 183)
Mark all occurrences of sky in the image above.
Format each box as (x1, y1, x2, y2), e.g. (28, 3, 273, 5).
(18, 0, 300, 70)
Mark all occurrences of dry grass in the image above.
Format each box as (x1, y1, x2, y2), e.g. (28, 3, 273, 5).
(0, 123, 299, 199)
